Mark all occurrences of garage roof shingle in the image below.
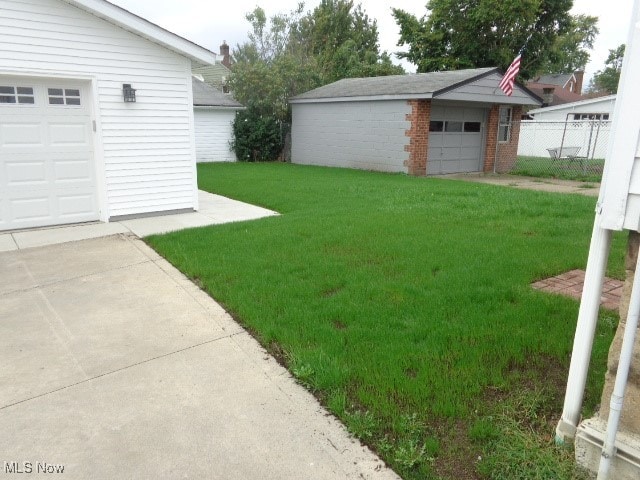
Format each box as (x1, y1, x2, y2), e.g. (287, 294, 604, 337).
(291, 68, 497, 101)
(192, 77, 243, 108)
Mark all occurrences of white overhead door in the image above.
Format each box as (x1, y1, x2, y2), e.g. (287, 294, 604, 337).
(427, 106, 486, 175)
(0, 77, 97, 231)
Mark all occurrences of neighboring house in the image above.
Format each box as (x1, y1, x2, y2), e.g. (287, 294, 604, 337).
(0, 0, 216, 232)
(518, 96, 616, 160)
(289, 68, 541, 176)
(192, 41, 233, 92)
(526, 71, 585, 107)
(192, 77, 243, 162)
(527, 95, 616, 121)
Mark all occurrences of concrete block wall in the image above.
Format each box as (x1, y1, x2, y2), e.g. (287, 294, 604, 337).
(291, 101, 411, 173)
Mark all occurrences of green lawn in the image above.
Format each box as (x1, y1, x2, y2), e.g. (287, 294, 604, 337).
(511, 156, 605, 183)
(147, 163, 624, 479)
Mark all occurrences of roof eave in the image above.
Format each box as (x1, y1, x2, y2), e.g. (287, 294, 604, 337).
(194, 104, 245, 109)
(62, 0, 216, 66)
(290, 93, 434, 104)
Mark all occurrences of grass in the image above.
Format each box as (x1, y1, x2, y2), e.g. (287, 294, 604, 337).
(511, 156, 605, 182)
(146, 163, 624, 479)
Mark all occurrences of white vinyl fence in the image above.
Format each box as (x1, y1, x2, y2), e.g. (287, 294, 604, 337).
(518, 120, 611, 160)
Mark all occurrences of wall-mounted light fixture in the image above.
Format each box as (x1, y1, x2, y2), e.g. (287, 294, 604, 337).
(123, 84, 136, 103)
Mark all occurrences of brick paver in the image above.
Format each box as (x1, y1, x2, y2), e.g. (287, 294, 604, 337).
(531, 269, 623, 311)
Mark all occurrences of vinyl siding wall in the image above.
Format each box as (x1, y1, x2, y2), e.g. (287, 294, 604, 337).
(437, 72, 535, 105)
(194, 108, 237, 162)
(0, 0, 197, 218)
(291, 101, 411, 173)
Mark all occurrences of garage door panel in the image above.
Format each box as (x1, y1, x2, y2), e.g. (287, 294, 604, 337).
(58, 194, 97, 218)
(5, 160, 47, 185)
(0, 78, 97, 231)
(461, 135, 482, 147)
(0, 122, 44, 147)
(9, 196, 51, 222)
(443, 135, 463, 147)
(427, 106, 486, 175)
(54, 159, 92, 182)
(48, 123, 90, 146)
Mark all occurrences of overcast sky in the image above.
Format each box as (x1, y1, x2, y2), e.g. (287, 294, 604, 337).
(109, 0, 633, 85)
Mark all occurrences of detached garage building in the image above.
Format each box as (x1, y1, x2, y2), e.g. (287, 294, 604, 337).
(192, 77, 243, 163)
(0, 0, 216, 232)
(290, 68, 541, 176)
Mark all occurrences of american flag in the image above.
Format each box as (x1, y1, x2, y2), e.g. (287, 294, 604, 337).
(499, 53, 521, 96)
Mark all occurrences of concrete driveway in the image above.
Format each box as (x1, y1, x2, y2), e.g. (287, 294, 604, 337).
(0, 218, 398, 478)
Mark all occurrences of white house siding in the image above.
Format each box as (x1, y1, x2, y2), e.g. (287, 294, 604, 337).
(194, 108, 236, 162)
(529, 97, 616, 121)
(437, 72, 534, 105)
(0, 0, 197, 219)
(291, 101, 411, 173)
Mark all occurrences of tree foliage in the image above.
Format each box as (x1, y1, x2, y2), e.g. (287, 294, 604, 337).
(393, 0, 576, 80)
(299, 0, 402, 82)
(229, 1, 403, 161)
(588, 44, 625, 94)
(539, 14, 599, 73)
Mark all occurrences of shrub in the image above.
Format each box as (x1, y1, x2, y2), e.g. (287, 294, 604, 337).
(231, 107, 283, 162)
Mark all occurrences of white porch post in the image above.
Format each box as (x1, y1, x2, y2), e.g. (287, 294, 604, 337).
(556, 221, 612, 442)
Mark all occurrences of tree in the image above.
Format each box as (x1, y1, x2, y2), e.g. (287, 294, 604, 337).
(229, 2, 404, 160)
(299, 0, 403, 82)
(539, 14, 599, 73)
(588, 44, 625, 94)
(229, 6, 321, 123)
(393, 0, 575, 80)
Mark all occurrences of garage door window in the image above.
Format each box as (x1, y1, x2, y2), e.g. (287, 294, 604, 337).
(48, 88, 81, 106)
(445, 121, 463, 132)
(0, 86, 35, 104)
(429, 121, 444, 132)
(463, 122, 481, 133)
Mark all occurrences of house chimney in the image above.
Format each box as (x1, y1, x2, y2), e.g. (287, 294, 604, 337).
(542, 87, 555, 106)
(574, 70, 584, 95)
(220, 41, 231, 68)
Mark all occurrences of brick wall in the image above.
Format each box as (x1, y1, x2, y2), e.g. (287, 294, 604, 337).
(484, 105, 523, 173)
(404, 100, 431, 176)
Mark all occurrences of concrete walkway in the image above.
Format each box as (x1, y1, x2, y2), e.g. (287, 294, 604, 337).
(0, 190, 279, 252)
(441, 172, 601, 197)
(0, 196, 398, 479)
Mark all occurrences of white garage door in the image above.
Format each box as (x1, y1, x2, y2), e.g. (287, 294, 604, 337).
(0, 77, 97, 231)
(427, 106, 486, 175)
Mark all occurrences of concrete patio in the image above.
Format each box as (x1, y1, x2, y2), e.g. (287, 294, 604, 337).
(0, 190, 279, 251)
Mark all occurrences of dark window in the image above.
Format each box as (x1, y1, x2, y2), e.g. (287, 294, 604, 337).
(573, 112, 610, 121)
(1, 85, 34, 105)
(429, 121, 444, 132)
(48, 87, 81, 106)
(445, 121, 463, 132)
(463, 122, 481, 133)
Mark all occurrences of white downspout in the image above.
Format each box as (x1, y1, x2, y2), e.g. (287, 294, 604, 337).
(556, 220, 612, 442)
(597, 243, 640, 479)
